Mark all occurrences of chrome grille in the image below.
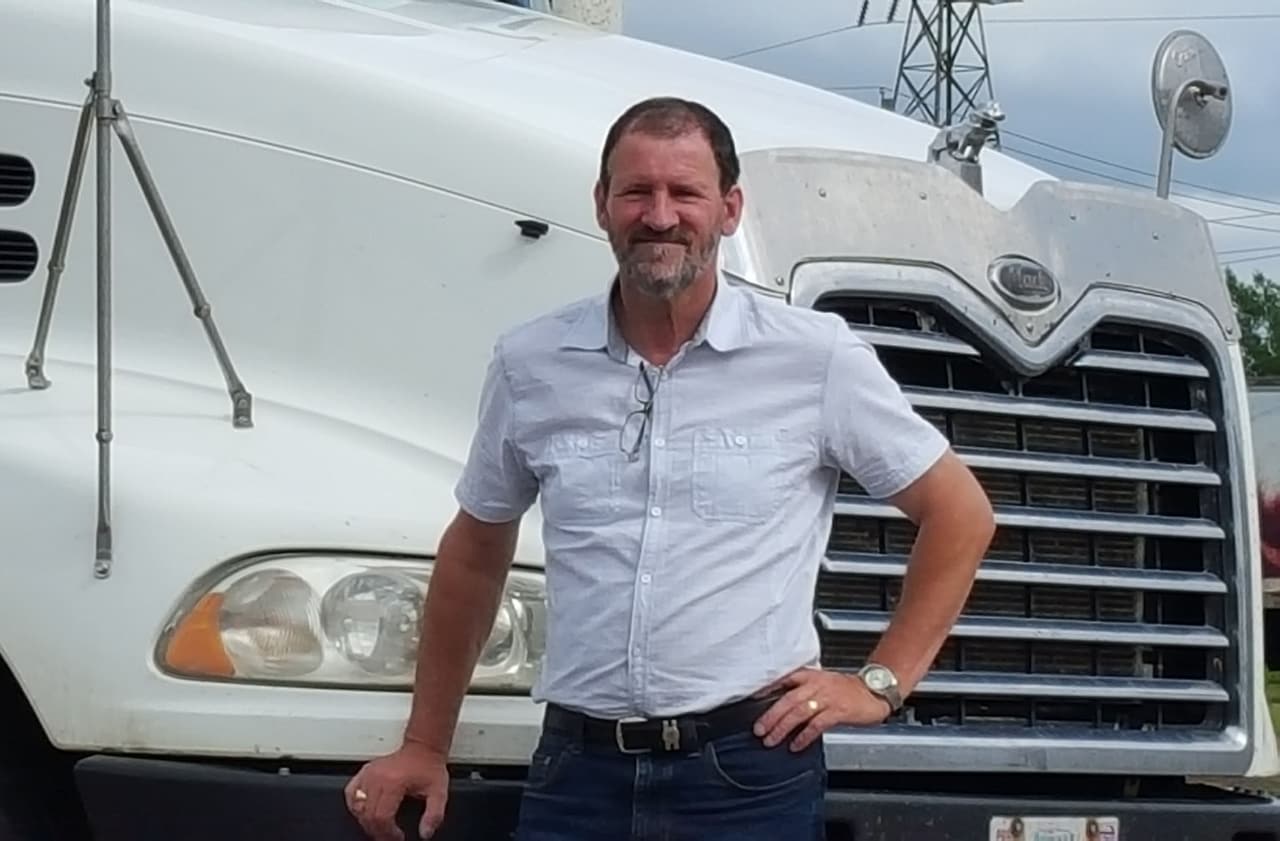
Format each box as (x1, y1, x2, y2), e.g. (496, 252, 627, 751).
(813, 296, 1232, 731)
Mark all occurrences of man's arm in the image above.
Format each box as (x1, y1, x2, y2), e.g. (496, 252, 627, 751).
(344, 509, 521, 841)
(815, 323, 995, 699)
(403, 509, 522, 757)
(754, 449, 993, 750)
(755, 320, 993, 751)
(346, 340, 537, 841)
(867, 448, 994, 699)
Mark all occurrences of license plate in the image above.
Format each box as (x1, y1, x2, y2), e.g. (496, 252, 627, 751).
(989, 816, 1120, 841)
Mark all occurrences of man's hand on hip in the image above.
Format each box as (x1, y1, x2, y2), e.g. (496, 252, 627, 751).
(345, 740, 450, 841)
(752, 666, 890, 752)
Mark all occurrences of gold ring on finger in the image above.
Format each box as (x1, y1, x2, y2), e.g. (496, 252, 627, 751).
(354, 788, 368, 802)
(807, 699, 820, 713)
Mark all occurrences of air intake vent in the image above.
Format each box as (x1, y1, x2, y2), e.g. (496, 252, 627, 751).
(0, 154, 35, 206)
(0, 230, 39, 282)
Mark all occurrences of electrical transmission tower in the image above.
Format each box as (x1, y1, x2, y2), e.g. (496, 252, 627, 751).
(861, 0, 1020, 130)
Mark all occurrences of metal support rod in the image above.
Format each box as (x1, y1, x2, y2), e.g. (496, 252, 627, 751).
(25, 90, 94, 390)
(1156, 78, 1228, 199)
(111, 105, 254, 428)
(24, 0, 255, 578)
(94, 0, 114, 578)
(1156, 79, 1193, 200)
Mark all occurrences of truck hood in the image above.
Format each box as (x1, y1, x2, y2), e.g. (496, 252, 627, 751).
(12, 0, 1054, 236)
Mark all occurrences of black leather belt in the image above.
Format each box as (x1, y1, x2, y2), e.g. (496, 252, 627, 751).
(542, 694, 776, 755)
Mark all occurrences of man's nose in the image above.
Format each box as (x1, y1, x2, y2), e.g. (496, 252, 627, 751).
(641, 193, 678, 230)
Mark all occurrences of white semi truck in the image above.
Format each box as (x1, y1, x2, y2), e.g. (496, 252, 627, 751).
(0, 1, 1277, 839)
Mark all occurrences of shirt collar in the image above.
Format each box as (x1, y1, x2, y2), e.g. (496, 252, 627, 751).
(559, 271, 749, 361)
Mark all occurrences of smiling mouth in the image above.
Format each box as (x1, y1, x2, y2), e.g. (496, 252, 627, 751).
(631, 245, 685, 262)
(633, 239, 687, 249)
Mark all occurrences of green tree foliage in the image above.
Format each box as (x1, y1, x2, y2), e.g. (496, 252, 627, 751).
(1227, 268, 1280, 378)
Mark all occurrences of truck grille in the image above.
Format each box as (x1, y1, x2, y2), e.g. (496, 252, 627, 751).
(813, 295, 1233, 732)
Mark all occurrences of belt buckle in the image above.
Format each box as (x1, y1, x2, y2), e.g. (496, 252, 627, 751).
(614, 716, 649, 755)
(661, 718, 682, 752)
(614, 717, 684, 754)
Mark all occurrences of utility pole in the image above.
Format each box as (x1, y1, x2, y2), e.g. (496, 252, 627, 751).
(885, 0, 1020, 131)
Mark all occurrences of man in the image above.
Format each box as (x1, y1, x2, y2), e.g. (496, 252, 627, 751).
(344, 96, 995, 841)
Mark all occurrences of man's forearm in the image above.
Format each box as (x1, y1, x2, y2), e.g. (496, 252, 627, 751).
(868, 468, 994, 697)
(402, 516, 516, 756)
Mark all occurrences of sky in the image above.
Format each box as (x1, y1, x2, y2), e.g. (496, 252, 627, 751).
(618, 0, 1280, 280)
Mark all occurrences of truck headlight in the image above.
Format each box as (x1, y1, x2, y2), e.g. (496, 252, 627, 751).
(156, 553, 546, 692)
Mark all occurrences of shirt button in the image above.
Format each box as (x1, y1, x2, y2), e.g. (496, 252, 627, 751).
(650, 506, 662, 517)
(654, 437, 665, 448)
(735, 435, 747, 446)
(641, 573, 652, 584)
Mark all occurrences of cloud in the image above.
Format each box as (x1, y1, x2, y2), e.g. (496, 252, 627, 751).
(622, 0, 1280, 277)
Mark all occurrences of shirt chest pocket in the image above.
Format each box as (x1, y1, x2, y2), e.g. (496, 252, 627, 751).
(540, 431, 623, 526)
(690, 427, 791, 524)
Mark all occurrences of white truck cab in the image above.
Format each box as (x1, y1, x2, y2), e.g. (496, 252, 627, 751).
(0, 1, 1277, 839)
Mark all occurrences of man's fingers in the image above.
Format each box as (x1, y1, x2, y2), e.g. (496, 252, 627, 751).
(341, 751, 447, 841)
(753, 684, 806, 739)
(345, 770, 380, 821)
(367, 784, 406, 841)
(418, 780, 449, 839)
(759, 689, 821, 748)
(765, 699, 817, 748)
(343, 773, 363, 814)
(790, 709, 840, 752)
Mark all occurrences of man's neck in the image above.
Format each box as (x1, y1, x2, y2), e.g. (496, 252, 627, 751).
(614, 272, 717, 367)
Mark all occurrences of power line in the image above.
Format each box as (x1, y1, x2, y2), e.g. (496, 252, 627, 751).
(721, 20, 895, 61)
(1222, 249, 1280, 267)
(1219, 245, 1280, 256)
(811, 82, 1280, 224)
(1002, 144, 1151, 190)
(1211, 210, 1280, 224)
(1002, 130, 1280, 215)
(997, 144, 1280, 222)
(826, 85, 890, 92)
(984, 13, 1280, 25)
(722, 12, 1280, 61)
(1213, 220, 1280, 235)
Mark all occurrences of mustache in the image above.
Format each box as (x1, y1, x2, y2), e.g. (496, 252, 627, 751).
(626, 228, 691, 247)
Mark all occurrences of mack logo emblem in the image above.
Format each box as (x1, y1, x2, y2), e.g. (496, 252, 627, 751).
(989, 256, 1059, 311)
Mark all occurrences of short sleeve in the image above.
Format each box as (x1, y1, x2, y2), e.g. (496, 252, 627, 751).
(453, 342, 539, 522)
(820, 320, 950, 499)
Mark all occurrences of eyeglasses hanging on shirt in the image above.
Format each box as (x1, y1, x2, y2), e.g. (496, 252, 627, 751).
(620, 362, 659, 461)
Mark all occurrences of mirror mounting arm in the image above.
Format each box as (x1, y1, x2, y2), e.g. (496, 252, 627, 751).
(1156, 78, 1230, 199)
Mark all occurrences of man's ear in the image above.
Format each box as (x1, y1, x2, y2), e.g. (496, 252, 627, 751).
(593, 179, 608, 231)
(720, 184, 744, 236)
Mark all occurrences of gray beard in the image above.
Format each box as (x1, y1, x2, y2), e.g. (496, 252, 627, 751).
(619, 259, 698, 300)
(614, 237, 716, 300)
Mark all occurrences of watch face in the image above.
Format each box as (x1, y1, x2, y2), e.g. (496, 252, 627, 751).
(863, 667, 892, 691)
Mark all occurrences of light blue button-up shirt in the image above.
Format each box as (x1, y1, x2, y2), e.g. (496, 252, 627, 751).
(454, 274, 949, 718)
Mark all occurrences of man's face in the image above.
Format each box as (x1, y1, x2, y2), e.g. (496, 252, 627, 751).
(595, 128, 743, 301)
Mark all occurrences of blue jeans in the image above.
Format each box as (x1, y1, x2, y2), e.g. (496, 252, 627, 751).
(513, 724, 827, 840)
